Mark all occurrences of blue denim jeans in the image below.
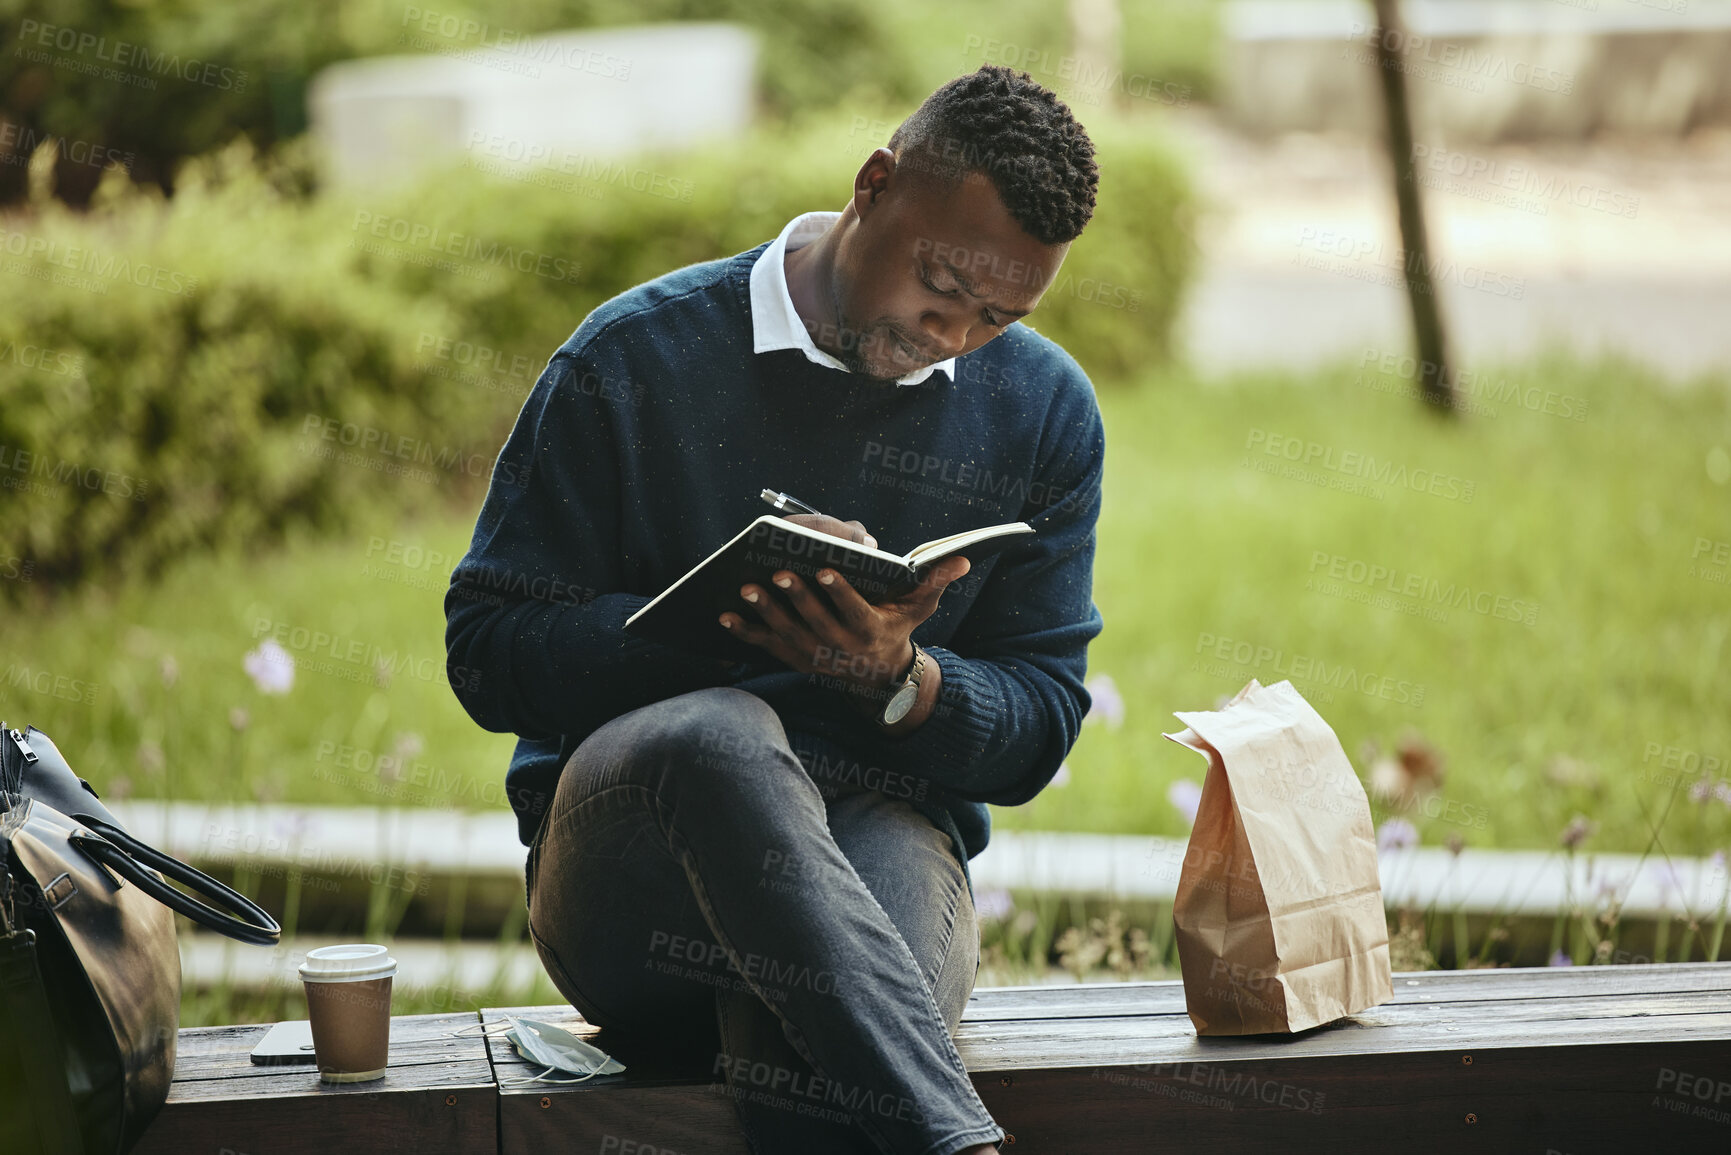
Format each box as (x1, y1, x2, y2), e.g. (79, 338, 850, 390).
(524, 688, 1003, 1155)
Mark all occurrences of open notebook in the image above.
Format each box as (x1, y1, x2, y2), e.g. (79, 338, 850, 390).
(623, 516, 1035, 661)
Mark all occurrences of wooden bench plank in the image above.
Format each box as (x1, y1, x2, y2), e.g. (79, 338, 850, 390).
(973, 1039, 1731, 1153)
(137, 965, 1731, 1154)
(483, 965, 1731, 1154)
(959, 962, 1731, 1021)
(479, 1005, 752, 1155)
(958, 1008, 1731, 1070)
(132, 1012, 497, 1155)
(165, 1016, 484, 1083)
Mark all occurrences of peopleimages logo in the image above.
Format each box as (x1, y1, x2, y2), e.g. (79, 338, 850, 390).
(0, 224, 199, 297)
(1244, 429, 1476, 504)
(400, 7, 633, 80)
(1306, 551, 1539, 628)
(349, 211, 583, 285)
(1193, 632, 1426, 707)
(298, 414, 528, 489)
(1408, 143, 1639, 220)
(13, 20, 249, 92)
(859, 440, 1093, 514)
(1294, 227, 1525, 299)
(0, 123, 133, 172)
(1356, 347, 1588, 422)
(1342, 22, 1575, 95)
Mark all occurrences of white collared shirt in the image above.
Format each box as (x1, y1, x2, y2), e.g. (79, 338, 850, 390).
(749, 211, 956, 388)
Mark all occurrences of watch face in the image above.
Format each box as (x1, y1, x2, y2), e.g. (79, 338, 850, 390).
(883, 682, 919, 725)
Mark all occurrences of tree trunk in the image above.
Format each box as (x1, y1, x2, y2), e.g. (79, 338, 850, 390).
(1371, 0, 1455, 412)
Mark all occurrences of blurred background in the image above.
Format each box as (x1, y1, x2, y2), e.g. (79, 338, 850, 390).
(1, 0, 1727, 1025)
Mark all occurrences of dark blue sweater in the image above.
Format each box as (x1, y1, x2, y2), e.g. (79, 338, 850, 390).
(444, 242, 1104, 889)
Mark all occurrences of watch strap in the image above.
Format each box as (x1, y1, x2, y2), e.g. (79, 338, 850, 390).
(875, 643, 926, 727)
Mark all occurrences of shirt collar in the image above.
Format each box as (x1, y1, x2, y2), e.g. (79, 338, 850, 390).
(749, 210, 955, 388)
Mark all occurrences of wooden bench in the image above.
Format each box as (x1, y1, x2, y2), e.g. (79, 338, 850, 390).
(136, 962, 1731, 1154)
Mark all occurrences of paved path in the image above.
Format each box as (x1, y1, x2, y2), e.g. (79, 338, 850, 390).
(1164, 108, 1731, 379)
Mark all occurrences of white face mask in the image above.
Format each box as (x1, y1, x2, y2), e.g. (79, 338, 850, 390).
(500, 1016, 626, 1086)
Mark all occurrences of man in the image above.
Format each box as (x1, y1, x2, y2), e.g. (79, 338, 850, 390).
(445, 64, 1104, 1154)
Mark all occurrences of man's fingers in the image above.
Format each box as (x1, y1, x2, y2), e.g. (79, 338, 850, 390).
(932, 556, 970, 584)
(738, 581, 844, 669)
(778, 512, 876, 550)
(843, 520, 878, 549)
(765, 572, 845, 640)
(718, 612, 793, 663)
(739, 582, 802, 643)
(814, 568, 874, 630)
(888, 556, 969, 614)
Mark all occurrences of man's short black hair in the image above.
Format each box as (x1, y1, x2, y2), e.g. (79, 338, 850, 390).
(887, 64, 1098, 246)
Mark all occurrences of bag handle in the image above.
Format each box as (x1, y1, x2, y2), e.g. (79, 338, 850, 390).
(69, 816, 281, 947)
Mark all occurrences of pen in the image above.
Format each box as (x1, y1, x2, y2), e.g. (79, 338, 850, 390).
(760, 489, 823, 518)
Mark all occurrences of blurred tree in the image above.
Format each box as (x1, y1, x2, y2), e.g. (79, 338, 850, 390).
(1370, 0, 1455, 412)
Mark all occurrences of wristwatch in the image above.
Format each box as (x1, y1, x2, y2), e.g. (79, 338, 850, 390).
(876, 643, 927, 727)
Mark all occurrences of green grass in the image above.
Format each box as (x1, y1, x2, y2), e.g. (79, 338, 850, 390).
(3, 354, 1728, 861)
(1016, 353, 1731, 860)
(0, 493, 519, 815)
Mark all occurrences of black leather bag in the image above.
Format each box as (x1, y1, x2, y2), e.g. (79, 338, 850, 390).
(0, 722, 282, 1154)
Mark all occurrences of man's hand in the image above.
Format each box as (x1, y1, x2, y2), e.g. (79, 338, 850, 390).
(717, 514, 968, 718)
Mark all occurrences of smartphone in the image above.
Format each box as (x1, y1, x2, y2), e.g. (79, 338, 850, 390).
(249, 1019, 317, 1065)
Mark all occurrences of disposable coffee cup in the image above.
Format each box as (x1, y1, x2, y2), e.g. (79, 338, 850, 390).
(299, 943, 396, 1083)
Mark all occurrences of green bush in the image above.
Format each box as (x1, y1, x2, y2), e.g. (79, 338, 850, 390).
(0, 113, 1192, 600)
(1120, 0, 1224, 105)
(1016, 116, 1195, 376)
(356, 108, 1194, 383)
(0, 144, 491, 596)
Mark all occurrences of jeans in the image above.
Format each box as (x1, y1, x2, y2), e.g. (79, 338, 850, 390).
(524, 687, 1004, 1155)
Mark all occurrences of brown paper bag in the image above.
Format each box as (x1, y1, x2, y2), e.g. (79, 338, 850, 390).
(1164, 678, 1393, 1035)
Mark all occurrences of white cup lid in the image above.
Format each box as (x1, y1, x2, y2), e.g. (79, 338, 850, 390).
(299, 943, 397, 983)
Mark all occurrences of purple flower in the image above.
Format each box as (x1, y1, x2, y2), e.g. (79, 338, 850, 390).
(1050, 761, 1072, 787)
(1084, 674, 1124, 729)
(974, 887, 1014, 922)
(243, 639, 295, 695)
(1653, 862, 1683, 907)
(271, 812, 311, 843)
(1377, 818, 1418, 852)
(1167, 779, 1203, 826)
(1560, 814, 1596, 850)
(1593, 872, 1628, 904)
(1548, 950, 1573, 967)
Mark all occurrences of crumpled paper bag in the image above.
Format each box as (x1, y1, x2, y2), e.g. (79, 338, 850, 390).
(1164, 679, 1393, 1035)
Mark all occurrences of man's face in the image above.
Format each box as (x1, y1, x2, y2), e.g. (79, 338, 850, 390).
(829, 151, 1069, 382)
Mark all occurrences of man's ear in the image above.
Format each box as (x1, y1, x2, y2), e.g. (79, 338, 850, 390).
(853, 147, 897, 218)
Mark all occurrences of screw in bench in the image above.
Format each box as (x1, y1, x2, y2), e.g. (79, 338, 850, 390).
(999, 1076, 1013, 1087)
(1461, 1055, 1473, 1066)
(445, 1094, 457, 1106)
(1465, 1113, 1477, 1125)
(540, 1096, 553, 1108)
